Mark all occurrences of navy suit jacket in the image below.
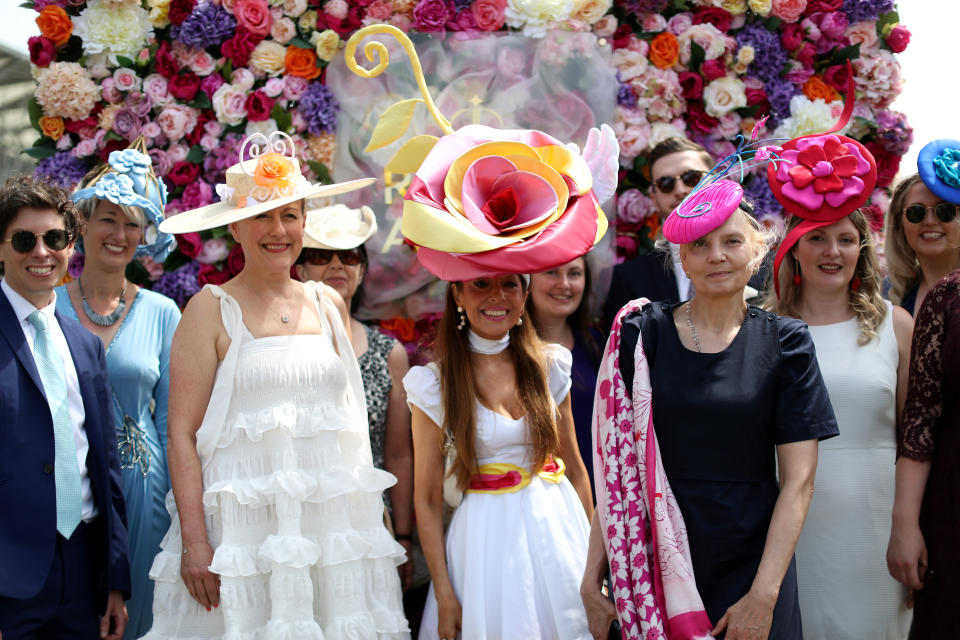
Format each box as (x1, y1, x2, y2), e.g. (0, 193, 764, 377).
(604, 250, 678, 330)
(0, 289, 131, 610)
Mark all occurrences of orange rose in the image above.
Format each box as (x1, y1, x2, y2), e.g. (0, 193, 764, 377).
(39, 115, 65, 141)
(36, 6, 72, 48)
(380, 317, 416, 343)
(802, 75, 840, 103)
(649, 32, 680, 70)
(284, 46, 322, 80)
(254, 152, 295, 190)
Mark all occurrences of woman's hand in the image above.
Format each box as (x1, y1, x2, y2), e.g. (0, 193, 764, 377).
(581, 585, 618, 640)
(181, 541, 220, 611)
(436, 588, 462, 640)
(887, 520, 928, 596)
(711, 589, 774, 640)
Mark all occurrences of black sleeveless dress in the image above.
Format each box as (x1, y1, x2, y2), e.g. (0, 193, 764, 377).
(619, 301, 838, 639)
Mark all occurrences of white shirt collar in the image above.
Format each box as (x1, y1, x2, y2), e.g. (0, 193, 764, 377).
(1, 277, 58, 324)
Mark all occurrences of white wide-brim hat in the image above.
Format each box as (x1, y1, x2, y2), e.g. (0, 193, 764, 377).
(303, 203, 378, 250)
(158, 132, 376, 234)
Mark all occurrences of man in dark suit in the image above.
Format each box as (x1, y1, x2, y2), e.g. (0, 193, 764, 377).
(0, 176, 130, 640)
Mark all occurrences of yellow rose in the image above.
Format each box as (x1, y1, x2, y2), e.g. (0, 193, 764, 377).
(721, 0, 748, 15)
(310, 29, 340, 63)
(39, 115, 64, 141)
(737, 45, 755, 65)
(147, 0, 171, 28)
(573, 0, 611, 25)
(249, 41, 287, 76)
(748, 0, 772, 16)
(98, 104, 121, 132)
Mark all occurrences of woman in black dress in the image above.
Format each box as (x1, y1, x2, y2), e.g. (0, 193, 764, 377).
(582, 178, 839, 639)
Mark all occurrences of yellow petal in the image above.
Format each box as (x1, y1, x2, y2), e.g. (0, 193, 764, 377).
(594, 204, 609, 243)
(443, 141, 541, 215)
(365, 99, 423, 152)
(534, 145, 593, 195)
(384, 134, 439, 174)
(402, 200, 523, 253)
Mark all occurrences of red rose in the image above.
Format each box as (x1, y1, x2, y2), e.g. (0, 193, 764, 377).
(199, 73, 224, 98)
(245, 90, 274, 122)
(686, 102, 719, 136)
(612, 24, 633, 50)
(885, 24, 911, 54)
(168, 0, 196, 25)
(781, 23, 804, 52)
(700, 58, 726, 82)
(167, 161, 201, 187)
(226, 243, 245, 275)
(413, 0, 454, 32)
(176, 232, 203, 259)
(221, 27, 264, 68)
(64, 112, 100, 135)
(316, 7, 363, 36)
(154, 42, 179, 79)
(865, 141, 901, 189)
(692, 7, 732, 33)
(448, 7, 477, 30)
(185, 109, 215, 146)
(745, 86, 771, 115)
(168, 72, 201, 102)
(471, 0, 506, 31)
(822, 64, 850, 93)
(795, 41, 816, 68)
(28, 36, 56, 67)
(234, 0, 273, 37)
(805, 0, 841, 12)
(99, 139, 127, 163)
(678, 71, 704, 100)
(862, 204, 885, 232)
(198, 263, 232, 286)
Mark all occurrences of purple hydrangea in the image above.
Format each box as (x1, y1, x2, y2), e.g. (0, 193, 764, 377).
(297, 82, 340, 136)
(203, 133, 248, 185)
(743, 174, 782, 220)
(616, 0, 668, 14)
(33, 152, 90, 190)
(738, 24, 788, 83)
(875, 109, 914, 155)
(618, 82, 638, 108)
(151, 261, 201, 307)
(843, 0, 894, 23)
(172, 3, 236, 50)
(765, 76, 798, 128)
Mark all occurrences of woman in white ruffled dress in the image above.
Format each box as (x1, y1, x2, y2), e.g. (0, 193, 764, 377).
(406, 274, 594, 640)
(142, 134, 410, 639)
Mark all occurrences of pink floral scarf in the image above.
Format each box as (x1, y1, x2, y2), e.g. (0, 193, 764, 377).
(592, 299, 714, 640)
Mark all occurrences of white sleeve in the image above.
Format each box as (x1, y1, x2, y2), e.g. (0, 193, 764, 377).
(543, 343, 573, 407)
(402, 363, 444, 429)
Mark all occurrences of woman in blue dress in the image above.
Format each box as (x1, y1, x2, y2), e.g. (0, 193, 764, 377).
(57, 139, 180, 639)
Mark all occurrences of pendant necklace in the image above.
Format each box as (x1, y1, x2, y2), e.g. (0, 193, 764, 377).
(685, 300, 703, 353)
(79, 278, 127, 327)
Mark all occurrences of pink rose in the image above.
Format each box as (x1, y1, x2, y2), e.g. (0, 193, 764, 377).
(641, 13, 668, 33)
(667, 12, 693, 35)
(471, 0, 506, 31)
(200, 133, 221, 151)
(700, 58, 726, 81)
(592, 15, 617, 38)
(263, 77, 284, 97)
(283, 0, 307, 17)
(617, 188, 655, 224)
(324, 0, 348, 19)
(364, 0, 392, 21)
(74, 139, 97, 157)
(412, 0, 453, 32)
(101, 77, 122, 104)
(822, 63, 850, 92)
(794, 41, 817, 68)
(141, 121, 162, 140)
(450, 8, 477, 31)
(181, 180, 215, 213)
(781, 22, 804, 51)
(231, 67, 255, 91)
(113, 68, 140, 92)
(845, 21, 878, 49)
(138, 256, 165, 281)
(614, 235, 637, 260)
(200, 73, 224, 97)
(188, 50, 217, 76)
(389, 13, 412, 31)
(283, 75, 308, 101)
(142, 74, 172, 106)
(234, 0, 272, 36)
(817, 11, 848, 39)
(196, 236, 229, 264)
(770, 0, 807, 23)
(497, 46, 527, 79)
(885, 24, 910, 53)
(157, 105, 198, 143)
(270, 17, 296, 43)
(618, 124, 652, 165)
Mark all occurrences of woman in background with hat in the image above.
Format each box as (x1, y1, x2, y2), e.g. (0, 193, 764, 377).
(57, 138, 181, 639)
(887, 140, 960, 636)
(142, 132, 410, 639)
(885, 140, 960, 316)
(295, 203, 415, 590)
(764, 129, 914, 637)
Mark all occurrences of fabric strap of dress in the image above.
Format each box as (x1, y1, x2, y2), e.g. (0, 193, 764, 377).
(592, 298, 713, 640)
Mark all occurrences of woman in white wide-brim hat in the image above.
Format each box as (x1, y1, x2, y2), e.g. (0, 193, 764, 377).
(143, 131, 411, 639)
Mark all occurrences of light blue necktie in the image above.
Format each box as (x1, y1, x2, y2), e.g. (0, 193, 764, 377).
(28, 310, 83, 538)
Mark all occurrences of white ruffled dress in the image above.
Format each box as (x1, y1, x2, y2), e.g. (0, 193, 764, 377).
(144, 283, 410, 640)
(404, 344, 591, 640)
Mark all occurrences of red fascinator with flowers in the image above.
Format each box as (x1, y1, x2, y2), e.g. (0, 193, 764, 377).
(344, 25, 615, 282)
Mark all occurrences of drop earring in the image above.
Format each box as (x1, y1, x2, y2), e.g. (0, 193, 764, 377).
(793, 259, 802, 286)
(457, 305, 466, 330)
(851, 277, 861, 291)
(516, 317, 523, 326)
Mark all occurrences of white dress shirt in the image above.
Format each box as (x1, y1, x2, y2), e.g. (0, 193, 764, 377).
(670, 244, 693, 300)
(2, 279, 97, 520)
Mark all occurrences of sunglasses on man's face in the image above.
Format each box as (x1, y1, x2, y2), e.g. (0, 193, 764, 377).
(5, 229, 71, 254)
(302, 248, 363, 266)
(904, 203, 959, 224)
(654, 170, 705, 194)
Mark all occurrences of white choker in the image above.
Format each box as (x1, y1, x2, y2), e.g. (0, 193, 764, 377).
(467, 328, 510, 355)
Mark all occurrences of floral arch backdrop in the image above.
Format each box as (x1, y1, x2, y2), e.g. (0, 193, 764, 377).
(25, 0, 911, 353)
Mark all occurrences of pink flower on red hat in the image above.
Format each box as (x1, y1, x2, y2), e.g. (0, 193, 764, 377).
(777, 135, 871, 209)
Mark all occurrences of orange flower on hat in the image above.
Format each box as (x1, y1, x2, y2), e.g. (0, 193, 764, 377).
(802, 75, 840, 103)
(254, 152, 295, 191)
(36, 6, 72, 48)
(284, 46, 322, 80)
(649, 32, 680, 70)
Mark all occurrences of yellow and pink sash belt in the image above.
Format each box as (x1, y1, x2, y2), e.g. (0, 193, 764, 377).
(466, 457, 566, 495)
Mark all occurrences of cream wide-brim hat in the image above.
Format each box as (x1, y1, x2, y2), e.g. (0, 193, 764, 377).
(303, 203, 378, 250)
(158, 155, 375, 234)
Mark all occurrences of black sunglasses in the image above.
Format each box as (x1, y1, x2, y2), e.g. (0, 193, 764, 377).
(904, 203, 959, 224)
(654, 170, 705, 194)
(6, 229, 71, 253)
(302, 248, 363, 266)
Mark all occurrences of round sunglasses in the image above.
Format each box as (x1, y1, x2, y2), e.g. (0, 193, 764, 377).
(904, 203, 959, 224)
(654, 170, 705, 194)
(5, 229, 71, 253)
(302, 248, 363, 266)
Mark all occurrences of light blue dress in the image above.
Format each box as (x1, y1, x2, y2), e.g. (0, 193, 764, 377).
(56, 285, 181, 640)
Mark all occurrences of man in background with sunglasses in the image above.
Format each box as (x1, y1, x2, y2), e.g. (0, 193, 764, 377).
(604, 138, 715, 328)
(0, 176, 130, 640)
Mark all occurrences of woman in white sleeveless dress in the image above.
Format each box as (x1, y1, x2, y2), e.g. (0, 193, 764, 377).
(766, 209, 914, 638)
(406, 275, 594, 640)
(143, 133, 410, 639)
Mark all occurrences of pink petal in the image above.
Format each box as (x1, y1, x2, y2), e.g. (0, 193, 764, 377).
(461, 156, 558, 235)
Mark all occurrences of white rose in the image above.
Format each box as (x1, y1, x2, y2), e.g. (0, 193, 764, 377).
(212, 83, 248, 126)
(703, 76, 747, 118)
(611, 48, 648, 82)
(648, 121, 687, 149)
(678, 23, 726, 64)
(249, 40, 287, 76)
(231, 67, 255, 91)
(773, 95, 845, 139)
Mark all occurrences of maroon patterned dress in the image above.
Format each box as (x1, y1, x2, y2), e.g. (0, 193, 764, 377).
(899, 270, 960, 637)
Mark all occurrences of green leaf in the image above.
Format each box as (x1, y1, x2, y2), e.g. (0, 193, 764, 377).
(162, 250, 190, 272)
(876, 10, 900, 35)
(384, 135, 439, 174)
(220, 58, 233, 82)
(735, 105, 762, 118)
(27, 97, 43, 130)
(189, 92, 212, 109)
(689, 42, 705, 73)
(115, 56, 135, 68)
(22, 146, 57, 160)
(19, 1, 34, 8)
(288, 37, 313, 50)
(764, 16, 783, 31)
(186, 145, 205, 164)
(272, 103, 292, 132)
(830, 42, 862, 66)
(209, 226, 232, 239)
(306, 160, 332, 184)
(366, 99, 423, 152)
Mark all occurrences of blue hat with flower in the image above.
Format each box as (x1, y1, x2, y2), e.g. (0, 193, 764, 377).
(918, 139, 960, 205)
(71, 136, 176, 263)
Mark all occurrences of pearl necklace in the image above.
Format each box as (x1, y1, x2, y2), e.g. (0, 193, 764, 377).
(79, 278, 127, 327)
(467, 328, 510, 355)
